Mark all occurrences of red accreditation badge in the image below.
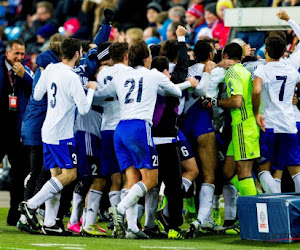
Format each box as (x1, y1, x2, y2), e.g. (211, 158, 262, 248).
(8, 94, 17, 111)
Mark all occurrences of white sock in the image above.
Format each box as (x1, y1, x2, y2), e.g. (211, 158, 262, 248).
(70, 193, 84, 224)
(109, 191, 121, 207)
(197, 183, 215, 224)
(126, 203, 139, 233)
(20, 214, 27, 224)
(85, 189, 102, 226)
(137, 204, 144, 224)
(27, 177, 63, 209)
(182, 177, 192, 193)
(82, 208, 87, 228)
(144, 187, 159, 228)
(292, 173, 300, 192)
(274, 178, 281, 193)
(212, 195, 221, 210)
(258, 171, 279, 193)
(44, 192, 61, 227)
(223, 183, 237, 221)
(117, 182, 147, 215)
(120, 189, 127, 201)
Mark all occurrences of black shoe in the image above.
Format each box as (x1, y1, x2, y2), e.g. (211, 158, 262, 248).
(155, 210, 170, 232)
(103, 8, 115, 24)
(17, 220, 40, 234)
(143, 225, 167, 239)
(18, 201, 40, 230)
(42, 222, 72, 236)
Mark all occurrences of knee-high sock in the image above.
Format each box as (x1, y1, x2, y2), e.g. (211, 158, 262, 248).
(182, 177, 192, 193)
(28, 177, 63, 209)
(274, 178, 282, 193)
(44, 192, 61, 227)
(239, 177, 257, 196)
(117, 182, 147, 215)
(144, 187, 159, 228)
(223, 183, 237, 221)
(197, 183, 215, 224)
(109, 191, 121, 207)
(258, 171, 279, 193)
(120, 188, 127, 201)
(70, 192, 84, 224)
(85, 189, 102, 227)
(212, 195, 221, 210)
(126, 203, 139, 233)
(81, 208, 87, 228)
(292, 173, 300, 192)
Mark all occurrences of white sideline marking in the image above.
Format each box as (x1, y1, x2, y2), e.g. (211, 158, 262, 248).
(141, 247, 196, 249)
(31, 244, 86, 247)
(0, 247, 34, 250)
(62, 248, 84, 250)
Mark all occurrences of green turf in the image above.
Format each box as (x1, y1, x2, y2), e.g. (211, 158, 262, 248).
(0, 207, 299, 250)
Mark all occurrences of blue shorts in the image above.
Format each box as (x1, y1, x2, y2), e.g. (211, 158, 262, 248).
(114, 119, 158, 172)
(75, 131, 102, 179)
(43, 138, 77, 171)
(177, 129, 194, 161)
(260, 129, 300, 170)
(183, 103, 214, 143)
(297, 122, 300, 142)
(100, 130, 121, 175)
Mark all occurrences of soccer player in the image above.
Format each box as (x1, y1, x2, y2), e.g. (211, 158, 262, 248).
(19, 38, 98, 235)
(253, 36, 300, 193)
(95, 41, 187, 239)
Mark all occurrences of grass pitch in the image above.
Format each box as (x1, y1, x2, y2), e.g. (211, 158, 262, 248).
(0, 207, 299, 250)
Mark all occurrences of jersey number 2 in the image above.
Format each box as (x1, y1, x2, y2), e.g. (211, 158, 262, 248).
(124, 77, 143, 104)
(50, 82, 57, 108)
(276, 76, 287, 101)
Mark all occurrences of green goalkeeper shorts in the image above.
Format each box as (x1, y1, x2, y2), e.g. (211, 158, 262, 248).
(226, 118, 260, 161)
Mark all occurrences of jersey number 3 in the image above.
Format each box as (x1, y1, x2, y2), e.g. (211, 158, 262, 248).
(124, 77, 143, 104)
(50, 82, 57, 108)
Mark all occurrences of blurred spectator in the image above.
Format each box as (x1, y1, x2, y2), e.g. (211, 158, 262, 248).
(197, 3, 218, 39)
(61, 17, 81, 38)
(0, 26, 6, 50)
(147, 1, 162, 26)
(185, 4, 207, 46)
(212, 0, 233, 47)
(36, 23, 57, 51)
(169, 6, 186, 23)
(125, 27, 143, 46)
(234, 0, 266, 51)
(143, 26, 161, 45)
(167, 21, 184, 40)
(0, 39, 33, 226)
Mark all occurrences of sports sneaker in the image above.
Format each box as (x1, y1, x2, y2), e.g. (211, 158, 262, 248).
(82, 224, 107, 237)
(185, 220, 201, 239)
(155, 209, 169, 232)
(212, 208, 222, 226)
(67, 221, 81, 234)
(17, 220, 39, 234)
(36, 208, 45, 227)
(168, 229, 184, 240)
(41, 222, 72, 236)
(125, 229, 149, 239)
(225, 220, 240, 235)
(201, 219, 224, 232)
(108, 206, 125, 238)
(18, 201, 40, 230)
(143, 225, 167, 238)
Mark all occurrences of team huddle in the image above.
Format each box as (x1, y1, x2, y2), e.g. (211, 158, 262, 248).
(16, 9, 300, 240)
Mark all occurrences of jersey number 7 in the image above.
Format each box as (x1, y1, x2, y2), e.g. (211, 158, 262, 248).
(276, 75, 287, 102)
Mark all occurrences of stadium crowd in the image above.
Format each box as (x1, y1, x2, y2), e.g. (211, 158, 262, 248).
(0, 0, 300, 240)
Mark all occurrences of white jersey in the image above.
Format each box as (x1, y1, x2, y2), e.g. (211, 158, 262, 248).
(95, 66, 181, 125)
(253, 61, 300, 134)
(96, 64, 130, 131)
(184, 63, 204, 114)
(34, 62, 94, 144)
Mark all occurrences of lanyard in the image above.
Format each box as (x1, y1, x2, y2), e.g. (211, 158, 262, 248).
(7, 69, 16, 93)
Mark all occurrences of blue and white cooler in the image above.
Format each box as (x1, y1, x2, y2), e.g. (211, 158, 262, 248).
(238, 193, 300, 243)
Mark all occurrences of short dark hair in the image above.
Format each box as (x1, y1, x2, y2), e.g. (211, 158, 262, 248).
(168, 21, 184, 37)
(160, 40, 178, 63)
(265, 36, 286, 60)
(151, 56, 169, 72)
(223, 43, 243, 61)
(6, 39, 25, 50)
(268, 31, 286, 42)
(110, 42, 129, 63)
(60, 38, 81, 60)
(128, 41, 149, 68)
(194, 40, 213, 63)
(81, 40, 92, 53)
